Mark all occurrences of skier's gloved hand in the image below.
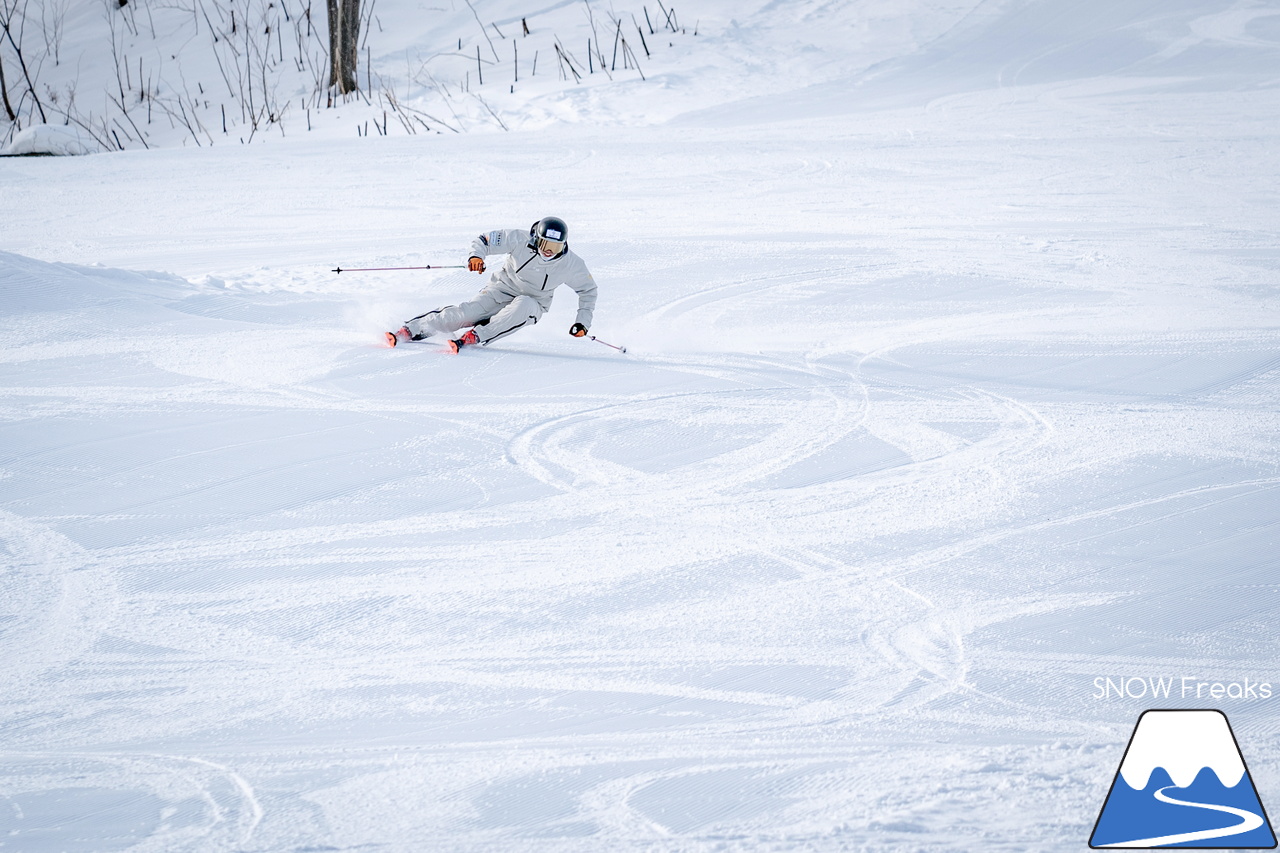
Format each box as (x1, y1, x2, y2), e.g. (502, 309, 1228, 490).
(468, 257, 485, 273)
(569, 323, 588, 337)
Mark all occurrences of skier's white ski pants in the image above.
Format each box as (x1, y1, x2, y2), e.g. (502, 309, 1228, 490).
(406, 285, 545, 345)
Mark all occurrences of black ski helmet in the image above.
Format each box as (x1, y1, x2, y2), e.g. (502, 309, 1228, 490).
(530, 216, 569, 256)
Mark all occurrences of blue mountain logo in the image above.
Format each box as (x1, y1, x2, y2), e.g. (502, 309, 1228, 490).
(1091, 709, 1276, 848)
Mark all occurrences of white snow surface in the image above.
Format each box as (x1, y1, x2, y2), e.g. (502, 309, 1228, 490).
(2, 0, 1280, 850)
(1119, 710, 1246, 790)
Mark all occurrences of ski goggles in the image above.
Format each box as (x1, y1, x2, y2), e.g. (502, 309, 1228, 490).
(535, 237, 566, 255)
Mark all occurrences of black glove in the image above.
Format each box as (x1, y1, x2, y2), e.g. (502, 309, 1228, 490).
(569, 323, 588, 337)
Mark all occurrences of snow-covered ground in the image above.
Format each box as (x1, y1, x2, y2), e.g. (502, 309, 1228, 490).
(2, 0, 1279, 850)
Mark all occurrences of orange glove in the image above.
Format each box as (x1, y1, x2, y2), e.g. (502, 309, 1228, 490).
(569, 323, 588, 337)
(468, 257, 486, 273)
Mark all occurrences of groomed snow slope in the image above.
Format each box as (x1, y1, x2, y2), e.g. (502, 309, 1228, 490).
(2, 0, 1280, 850)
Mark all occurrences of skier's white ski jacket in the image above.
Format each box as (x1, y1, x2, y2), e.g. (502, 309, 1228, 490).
(469, 229, 598, 329)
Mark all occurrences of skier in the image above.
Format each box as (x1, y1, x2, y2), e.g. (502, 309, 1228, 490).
(386, 216, 597, 352)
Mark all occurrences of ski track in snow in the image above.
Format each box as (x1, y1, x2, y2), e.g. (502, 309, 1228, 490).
(3, 0, 1280, 849)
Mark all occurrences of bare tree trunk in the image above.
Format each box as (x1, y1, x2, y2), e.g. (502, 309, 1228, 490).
(0, 51, 15, 121)
(327, 0, 360, 94)
(0, 1, 46, 123)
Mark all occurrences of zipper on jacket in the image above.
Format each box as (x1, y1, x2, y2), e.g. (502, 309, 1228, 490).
(515, 253, 537, 275)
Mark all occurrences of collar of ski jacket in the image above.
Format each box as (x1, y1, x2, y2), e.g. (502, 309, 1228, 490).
(515, 247, 568, 275)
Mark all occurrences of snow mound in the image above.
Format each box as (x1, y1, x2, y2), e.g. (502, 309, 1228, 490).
(2, 124, 96, 157)
(0, 250, 189, 313)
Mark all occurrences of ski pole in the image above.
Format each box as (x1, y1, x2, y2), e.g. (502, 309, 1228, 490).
(332, 264, 467, 274)
(589, 335, 627, 354)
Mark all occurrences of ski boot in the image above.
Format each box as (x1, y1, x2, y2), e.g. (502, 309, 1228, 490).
(448, 329, 480, 353)
(384, 325, 414, 345)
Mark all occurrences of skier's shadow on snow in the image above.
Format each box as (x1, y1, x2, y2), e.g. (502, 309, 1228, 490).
(439, 343, 631, 363)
